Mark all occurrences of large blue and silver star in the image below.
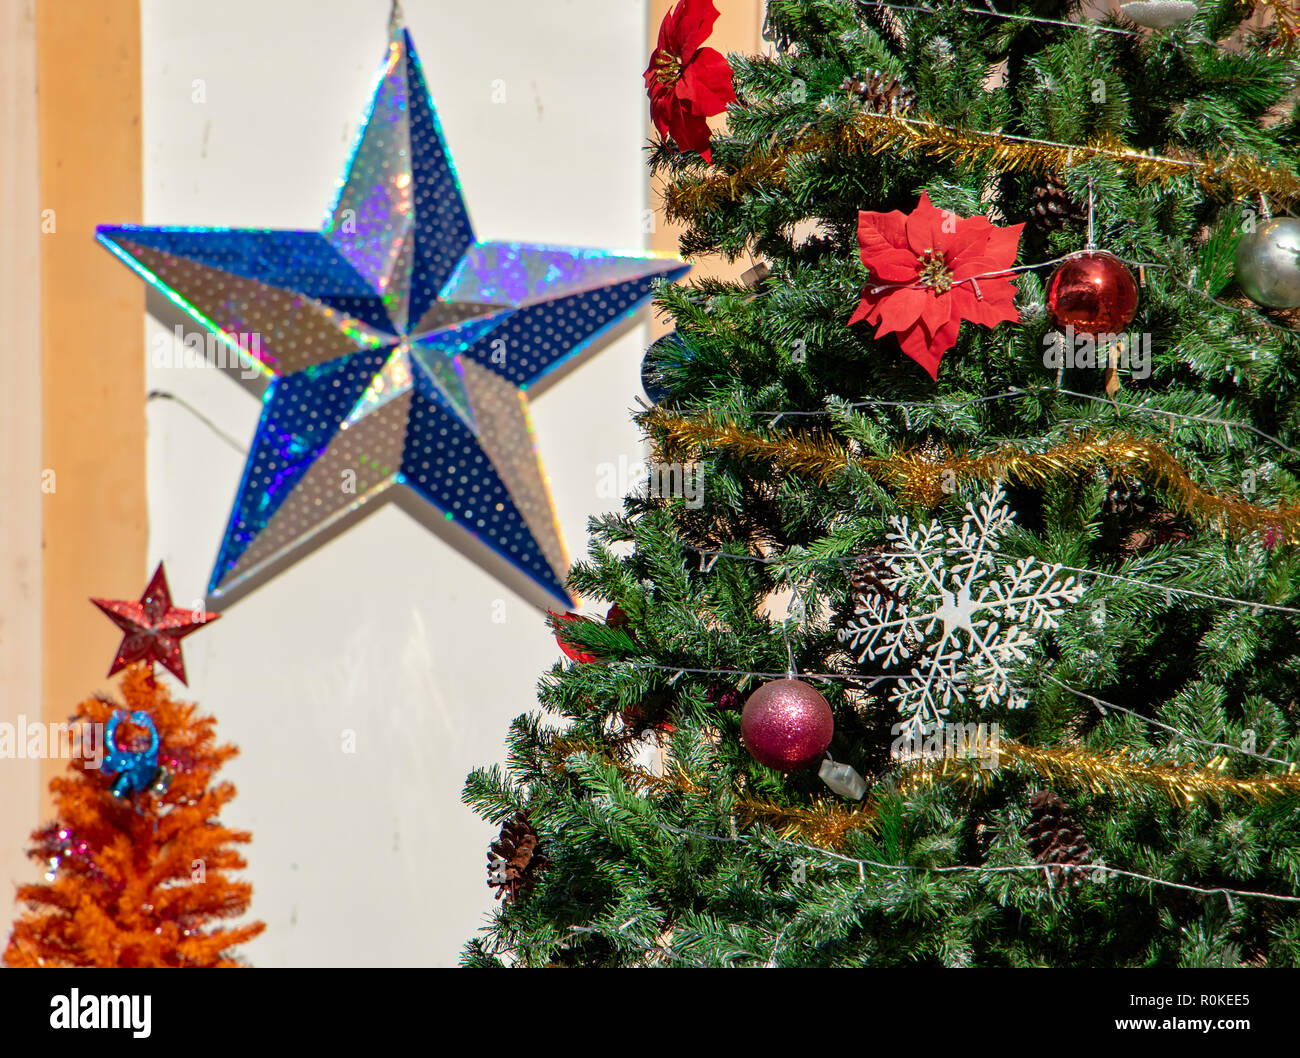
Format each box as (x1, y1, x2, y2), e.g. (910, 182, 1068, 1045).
(98, 26, 687, 610)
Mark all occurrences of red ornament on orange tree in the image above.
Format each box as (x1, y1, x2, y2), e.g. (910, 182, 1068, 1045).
(1045, 250, 1138, 338)
(91, 562, 219, 686)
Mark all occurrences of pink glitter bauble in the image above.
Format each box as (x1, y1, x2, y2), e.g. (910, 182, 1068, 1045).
(740, 678, 834, 771)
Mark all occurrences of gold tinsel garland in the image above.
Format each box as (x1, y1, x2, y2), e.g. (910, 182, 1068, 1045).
(1258, 0, 1300, 41)
(647, 410, 1300, 543)
(548, 736, 1300, 851)
(900, 740, 1300, 807)
(663, 113, 1300, 225)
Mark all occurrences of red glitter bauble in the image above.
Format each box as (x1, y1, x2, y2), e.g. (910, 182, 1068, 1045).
(1045, 250, 1138, 337)
(740, 678, 834, 771)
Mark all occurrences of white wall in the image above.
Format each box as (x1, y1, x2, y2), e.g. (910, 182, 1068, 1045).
(141, 0, 653, 966)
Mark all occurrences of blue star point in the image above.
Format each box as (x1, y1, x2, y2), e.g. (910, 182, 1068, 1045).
(98, 26, 688, 610)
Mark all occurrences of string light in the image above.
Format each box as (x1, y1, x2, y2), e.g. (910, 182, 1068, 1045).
(655, 820, 1300, 906)
(1047, 387, 1300, 460)
(858, 0, 1138, 36)
(606, 658, 1298, 770)
(677, 542, 1300, 619)
(1110, 255, 1300, 337)
(1043, 675, 1299, 770)
(720, 242, 1300, 336)
(744, 385, 1300, 464)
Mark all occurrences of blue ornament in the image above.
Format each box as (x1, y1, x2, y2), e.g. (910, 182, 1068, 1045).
(97, 22, 689, 611)
(641, 333, 692, 405)
(102, 710, 161, 799)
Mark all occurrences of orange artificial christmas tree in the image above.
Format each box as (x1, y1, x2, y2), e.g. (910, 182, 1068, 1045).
(4, 564, 264, 967)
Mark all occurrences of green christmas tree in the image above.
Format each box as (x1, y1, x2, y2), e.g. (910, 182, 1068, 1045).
(463, 0, 1300, 967)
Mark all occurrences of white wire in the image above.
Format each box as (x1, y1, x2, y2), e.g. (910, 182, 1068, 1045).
(593, 655, 1299, 767)
(747, 385, 1300, 463)
(652, 821, 1300, 906)
(860, 0, 1137, 37)
(679, 543, 1300, 618)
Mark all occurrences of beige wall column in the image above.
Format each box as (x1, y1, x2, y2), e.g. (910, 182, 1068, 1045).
(1, 0, 44, 898)
(34, 0, 147, 810)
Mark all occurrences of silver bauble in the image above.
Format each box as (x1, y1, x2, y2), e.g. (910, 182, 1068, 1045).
(1119, 1, 1197, 28)
(1235, 218, 1300, 310)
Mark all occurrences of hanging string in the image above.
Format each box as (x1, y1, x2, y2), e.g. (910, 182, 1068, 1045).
(858, 0, 1138, 37)
(1085, 177, 1096, 250)
(710, 244, 1300, 336)
(677, 541, 1300, 619)
(781, 625, 798, 677)
(1042, 675, 1299, 769)
(742, 385, 1300, 463)
(609, 658, 1299, 769)
(652, 820, 1300, 906)
(1050, 386, 1300, 460)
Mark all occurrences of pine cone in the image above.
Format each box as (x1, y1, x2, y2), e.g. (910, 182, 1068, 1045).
(1025, 790, 1094, 887)
(1102, 471, 1143, 518)
(1031, 176, 1085, 231)
(849, 552, 894, 609)
(916, 435, 948, 465)
(487, 811, 550, 903)
(1120, 509, 1192, 556)
(849, 552, 918, 649)
(841, 69, 917, 114)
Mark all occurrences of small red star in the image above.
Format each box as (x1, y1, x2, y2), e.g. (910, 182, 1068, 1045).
(91, 563, 218, 685)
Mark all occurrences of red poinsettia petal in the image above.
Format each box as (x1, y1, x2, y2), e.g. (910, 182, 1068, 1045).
(895, 319, 957, 379)
(848, 294, 875, 328)
(951, 226, 1022, 283)
(865, 248, 920, 283)
(655, 8, 675, 55)
(948, 280, 1021, 328)
(667, 103, 716, 161)
(950, 252, 1000, 282)
(875, 287, 933, 335)
(944, 227, 992, 277)
(918, 289, 953, 335)
(904, 192, 948, 255)
(952, 256, 1016, 290)
(678, 47, 736, 116)
(664, 0, 721, 61)
(950, 212, 992, 244)
(982, 221, 1025, 270)
(933, 316, 964, 350)
(648, 84, 674, 140)
(858, 207, 912, 261)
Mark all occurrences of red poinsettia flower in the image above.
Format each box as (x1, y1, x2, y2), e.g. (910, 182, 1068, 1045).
(549, 610, 602, 664)
(644, 0, 736, 163)
(848, 192, 1024, 379)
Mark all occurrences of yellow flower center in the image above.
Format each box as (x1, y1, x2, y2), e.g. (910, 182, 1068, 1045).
(916, 250, 953, 292)
(653, 50, 682, 86)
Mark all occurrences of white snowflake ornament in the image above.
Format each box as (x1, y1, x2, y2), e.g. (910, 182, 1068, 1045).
(839, 487, 1084, 735)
